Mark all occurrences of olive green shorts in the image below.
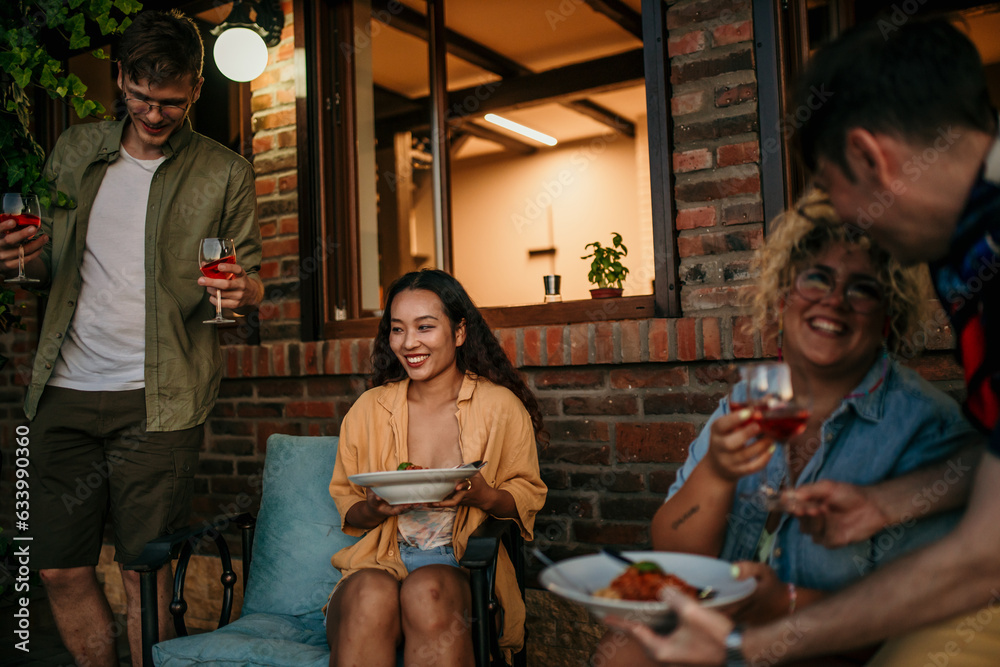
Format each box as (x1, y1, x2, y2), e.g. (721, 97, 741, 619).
(27, 386, 202, 568)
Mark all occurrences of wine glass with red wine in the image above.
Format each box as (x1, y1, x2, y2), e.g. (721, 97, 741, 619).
(2, 193, 42, 284)
(733, 362, 810, 509)
(200, 237, 236, 324)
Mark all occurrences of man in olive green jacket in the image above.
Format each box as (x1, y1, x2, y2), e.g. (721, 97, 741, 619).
(0, 11, 262, 667)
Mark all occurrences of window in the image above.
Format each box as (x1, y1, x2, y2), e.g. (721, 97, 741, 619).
(297, 0, 678, 338)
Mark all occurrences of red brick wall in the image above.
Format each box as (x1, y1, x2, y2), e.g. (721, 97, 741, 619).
(249, 0, 301, 341)
(180, 324, 965, 567)
(668, 0, 765, 318)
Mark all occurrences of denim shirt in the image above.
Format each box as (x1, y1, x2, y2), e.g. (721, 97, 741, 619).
(667, 358, 978, 592)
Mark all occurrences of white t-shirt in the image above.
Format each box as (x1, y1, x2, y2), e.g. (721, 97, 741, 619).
(49, 146, 166, 392)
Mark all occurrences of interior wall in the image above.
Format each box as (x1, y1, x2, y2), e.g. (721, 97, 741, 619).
(446, 133, 651, 307)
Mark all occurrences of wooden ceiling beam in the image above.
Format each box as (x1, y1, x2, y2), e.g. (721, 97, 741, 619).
(376, 49, 644, 137)
(582, 0, 644, 39)
(565, 99, 635, 137)
(373, 84, 422, 119)
(370, 0, 637, 136)
(371, 0, 526, 77)
(453, 121, 538, 154)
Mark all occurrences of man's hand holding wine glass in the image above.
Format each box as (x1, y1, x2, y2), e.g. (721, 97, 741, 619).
(197, 236, 263, 324)
(0, 193, 49, 283)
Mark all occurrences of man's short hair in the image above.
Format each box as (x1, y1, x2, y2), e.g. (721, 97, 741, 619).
(118, 9, 204, 86)
(793, 17, 996, 176)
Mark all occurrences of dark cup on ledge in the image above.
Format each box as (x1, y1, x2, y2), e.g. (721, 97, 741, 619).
(543, 274, 561, 303)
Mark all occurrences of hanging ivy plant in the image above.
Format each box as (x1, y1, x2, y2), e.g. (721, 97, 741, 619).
(0, 0, 142, 368)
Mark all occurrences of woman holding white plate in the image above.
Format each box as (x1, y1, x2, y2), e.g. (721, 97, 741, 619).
(326, 270, 546, 667)
(595, 192, 979, 666)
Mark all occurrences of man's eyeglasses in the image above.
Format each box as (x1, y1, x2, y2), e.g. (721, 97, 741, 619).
(794, 266, 885, 314)
(123, 96, 189, 120)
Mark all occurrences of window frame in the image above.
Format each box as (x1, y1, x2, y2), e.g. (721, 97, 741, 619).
(295, 0, 683, 340)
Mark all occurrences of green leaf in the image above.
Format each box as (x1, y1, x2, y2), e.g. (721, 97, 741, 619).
(55, 85, 68, 97)
(96, 14, 117, 35)
(89, 0, 113, 17)
(116, 0, 143, 14)
(13, 67, 31, 89)
(71, 96, 97, 118)
(69, 0, 86, 8)
(91, 47, 108, 60)
(66, 14, 90, 49)
(66, 73, 87, 97)
(40, 64, 58, 90)
(7, 163, 25, 187)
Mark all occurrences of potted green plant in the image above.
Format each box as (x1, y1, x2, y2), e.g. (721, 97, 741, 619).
(581, 232, 629, 298)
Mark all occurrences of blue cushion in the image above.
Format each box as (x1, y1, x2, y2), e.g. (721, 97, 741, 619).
(153, 434, 364, 665)
(152, 613, 329, 667)
(241, 434, 358, 619)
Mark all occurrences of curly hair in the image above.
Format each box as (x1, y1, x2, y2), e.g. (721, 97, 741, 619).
(370, 270, 546, 442)
(750, 189, 929, 355)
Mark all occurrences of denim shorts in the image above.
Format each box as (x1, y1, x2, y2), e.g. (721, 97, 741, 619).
(399, 543, 459, 572)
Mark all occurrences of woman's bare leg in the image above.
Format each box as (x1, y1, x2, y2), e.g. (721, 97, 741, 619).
(399, 565, 474, 667)
(327, 569, 401, 667)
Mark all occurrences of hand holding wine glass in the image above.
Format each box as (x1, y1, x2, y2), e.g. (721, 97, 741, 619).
(1, 193, 42, 284)
(200, 237, 236, 324)
(733, 362, 811, 507)
(702, 408, 775, 483)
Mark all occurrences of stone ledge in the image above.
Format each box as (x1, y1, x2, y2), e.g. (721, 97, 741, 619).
(525, 588, 603, 666)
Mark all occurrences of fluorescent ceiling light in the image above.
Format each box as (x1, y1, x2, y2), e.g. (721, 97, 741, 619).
(484, 113, 557, 146)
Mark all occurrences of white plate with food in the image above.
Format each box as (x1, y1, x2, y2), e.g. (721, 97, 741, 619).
(538, 551, 756, 629)
(348, 463, 483, 505)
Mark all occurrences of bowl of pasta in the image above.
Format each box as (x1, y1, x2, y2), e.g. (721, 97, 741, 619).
(538, 551, 755, 629)
(349, 463, 481, 505)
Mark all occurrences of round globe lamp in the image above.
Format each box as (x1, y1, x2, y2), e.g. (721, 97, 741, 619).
(214, 27, 269, 82)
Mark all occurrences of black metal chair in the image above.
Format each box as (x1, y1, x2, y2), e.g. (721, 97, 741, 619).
(126, 434, 528, 667)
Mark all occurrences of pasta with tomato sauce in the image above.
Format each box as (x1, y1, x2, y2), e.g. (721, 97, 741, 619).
(593, 561, 701, 601)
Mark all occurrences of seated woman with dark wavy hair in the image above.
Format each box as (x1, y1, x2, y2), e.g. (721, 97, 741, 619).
(326, 269, 547, 667)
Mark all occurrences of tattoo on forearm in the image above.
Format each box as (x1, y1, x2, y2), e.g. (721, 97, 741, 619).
(672, 504, 700, 530)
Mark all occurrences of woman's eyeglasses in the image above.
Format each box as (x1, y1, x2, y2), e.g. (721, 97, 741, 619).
(123, 96, 189, 120)
(794, 266, 885, 313)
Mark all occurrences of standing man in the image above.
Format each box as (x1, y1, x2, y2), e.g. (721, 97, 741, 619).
(0, 10, 263, 667)
(605, 17, 1000, 666)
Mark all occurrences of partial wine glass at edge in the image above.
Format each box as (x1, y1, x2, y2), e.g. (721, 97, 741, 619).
(2, 193, 42, 284)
